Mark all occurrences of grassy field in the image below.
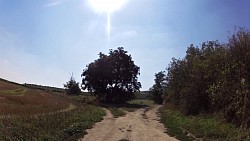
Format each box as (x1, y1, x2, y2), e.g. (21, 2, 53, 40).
(160, 107, 250, 141)
(0, 105, 105, 140)
(0, 79, 106, 140)
(0, 80, 70, 115)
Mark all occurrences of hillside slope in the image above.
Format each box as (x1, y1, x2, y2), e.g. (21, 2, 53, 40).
(0, 78, 69, 115)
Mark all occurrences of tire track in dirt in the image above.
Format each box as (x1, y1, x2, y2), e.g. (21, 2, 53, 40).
(79, 105, 178, 141)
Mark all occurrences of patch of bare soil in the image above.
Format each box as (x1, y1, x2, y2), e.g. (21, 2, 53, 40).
(79, 105, 178, 141)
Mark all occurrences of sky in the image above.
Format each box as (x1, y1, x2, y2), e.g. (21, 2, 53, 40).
(0, 0, 249, 90)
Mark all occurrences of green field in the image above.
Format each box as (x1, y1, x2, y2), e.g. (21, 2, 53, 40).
(0, 79, 105, 140)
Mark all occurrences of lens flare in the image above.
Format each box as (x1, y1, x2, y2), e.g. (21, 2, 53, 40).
(87, 0, 129, 39)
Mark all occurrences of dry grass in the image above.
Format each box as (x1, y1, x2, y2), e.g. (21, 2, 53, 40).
(0, 79, 106, 140)
(0, 89, 70, 116)
(0, 104, 105, 140)
(0, 79, 73, 116)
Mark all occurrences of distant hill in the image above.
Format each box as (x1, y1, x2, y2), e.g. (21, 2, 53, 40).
(23, 83, 65, 93)
(0, 78, 65, 93)
(0, 78, 23, 87)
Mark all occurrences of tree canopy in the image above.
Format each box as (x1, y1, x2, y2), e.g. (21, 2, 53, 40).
(150, 71, 166, 104)
(163, 28, 250, 128)
(81, 47, 141, 103)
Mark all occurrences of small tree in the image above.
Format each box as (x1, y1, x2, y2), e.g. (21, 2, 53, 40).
(150, 71, 166, 104)
(64, 76, 81, 95)
(81, 47, 141, 103)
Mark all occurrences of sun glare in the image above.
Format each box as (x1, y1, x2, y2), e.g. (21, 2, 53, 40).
(87, 0, 128, 40)
(88, 0, 128, 13)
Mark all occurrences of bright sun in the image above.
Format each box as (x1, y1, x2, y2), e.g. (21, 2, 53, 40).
(88, 0, 128, 13)
(87, 0, 128, 39)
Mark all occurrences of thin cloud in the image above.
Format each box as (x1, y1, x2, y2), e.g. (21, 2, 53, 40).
(44, 0, 64, 7)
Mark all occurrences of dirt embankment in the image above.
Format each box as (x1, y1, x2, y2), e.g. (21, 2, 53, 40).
(79, 105, 178, 141)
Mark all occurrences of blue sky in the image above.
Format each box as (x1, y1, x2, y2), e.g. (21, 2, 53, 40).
(0, 0, 249, 90)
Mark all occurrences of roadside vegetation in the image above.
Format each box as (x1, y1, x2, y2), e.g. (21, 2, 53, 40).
(151, 28, 250, 140)
(160, 107, 250, 141)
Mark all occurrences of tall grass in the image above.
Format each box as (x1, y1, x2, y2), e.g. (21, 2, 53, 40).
(160, 108, 250, 141)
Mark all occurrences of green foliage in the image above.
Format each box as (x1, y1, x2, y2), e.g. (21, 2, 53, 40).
(160, 108, 193, 141)
(81, 47, 141, 103)
(109, 108, 126, 118)
(128, 99, 155, 107)
(164, 28, 250, 127)
(121, 99, 154, 112)
(64, 76, 81, 95)
(160, 108, 250, 141)
(150, 71, 166, 104)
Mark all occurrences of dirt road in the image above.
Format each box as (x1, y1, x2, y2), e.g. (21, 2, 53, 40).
(79, 105, 178, 141)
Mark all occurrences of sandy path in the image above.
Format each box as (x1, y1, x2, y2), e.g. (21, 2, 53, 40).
(79, 105, 178, 141)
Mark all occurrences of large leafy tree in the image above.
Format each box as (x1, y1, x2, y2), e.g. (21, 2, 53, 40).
(81, 47, 141, 103)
